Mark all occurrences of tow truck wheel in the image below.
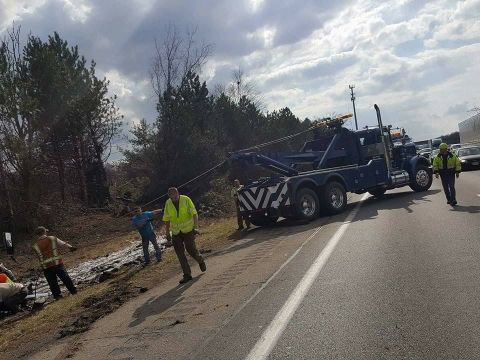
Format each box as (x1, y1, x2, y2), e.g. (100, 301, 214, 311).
(410, 165, 432, 192)
(294, 188, 320, 221)
(322, 181, 347, 215)
(249, 214, 279, 227)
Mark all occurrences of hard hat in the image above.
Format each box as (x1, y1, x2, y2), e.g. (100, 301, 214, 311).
(439, 143, 448, 150)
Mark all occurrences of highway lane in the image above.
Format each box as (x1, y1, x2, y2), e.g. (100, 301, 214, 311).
(198, 170, 480, 359)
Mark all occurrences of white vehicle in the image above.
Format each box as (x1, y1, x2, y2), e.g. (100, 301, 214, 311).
(450, 143, 462, 151)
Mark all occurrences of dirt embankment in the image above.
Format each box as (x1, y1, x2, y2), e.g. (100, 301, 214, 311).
(0, 213, 241, 359)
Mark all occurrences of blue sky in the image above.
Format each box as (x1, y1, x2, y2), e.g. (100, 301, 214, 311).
(1, 0, 479, 159)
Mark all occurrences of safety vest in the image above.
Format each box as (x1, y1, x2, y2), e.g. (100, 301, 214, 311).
(33, 236, 62, 269)
(432, 152, 462, 173)
(0, 273, 13, 284)
(162, 195, 197, 235)
(231, 186, 243, 199)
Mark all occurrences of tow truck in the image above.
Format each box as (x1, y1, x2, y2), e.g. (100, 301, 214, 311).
(228, 105, 432, 226)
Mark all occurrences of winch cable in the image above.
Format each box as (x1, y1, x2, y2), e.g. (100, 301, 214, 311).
(8, 112, 353, 267)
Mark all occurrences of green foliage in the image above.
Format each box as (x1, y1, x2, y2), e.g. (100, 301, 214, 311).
(124, 69, 313, 205)
(0, 27, 122, 231)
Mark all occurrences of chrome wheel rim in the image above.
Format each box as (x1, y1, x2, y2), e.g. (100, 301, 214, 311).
(330, 187, 344, 209)
(300, 195, 316, 217)
(416, 169, 429, 187)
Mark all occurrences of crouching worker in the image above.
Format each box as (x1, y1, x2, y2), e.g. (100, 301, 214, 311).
(132, 206, 163, 265)
(0, 264, 27, 312)
(33, 226, 77, 300)
(163, 187, 206, 284)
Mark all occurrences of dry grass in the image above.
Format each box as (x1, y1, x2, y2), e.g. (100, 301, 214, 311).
(0, 215, 240, 359)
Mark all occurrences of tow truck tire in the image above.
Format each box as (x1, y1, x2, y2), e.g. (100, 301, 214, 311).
(294, 188, 320, 221)
(249, 214, 279, 227)
(368, 187, 387, 198)
(410, 165, 432, 192)
(322, 181, 347, 215)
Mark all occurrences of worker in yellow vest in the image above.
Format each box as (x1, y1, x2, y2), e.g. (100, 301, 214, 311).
(163, 187, 206, 284)
(33, 226, 77, 300)
(432, 143, 462, 206)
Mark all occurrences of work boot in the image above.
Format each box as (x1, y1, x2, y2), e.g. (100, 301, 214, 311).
(179, 275, 193, 284)
(199, 262, 207, 272)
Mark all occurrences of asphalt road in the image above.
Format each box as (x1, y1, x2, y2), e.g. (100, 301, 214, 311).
(197, 170, 480, 360)
(32, 170, 480, 360)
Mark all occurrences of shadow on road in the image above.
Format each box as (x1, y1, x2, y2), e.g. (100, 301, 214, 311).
(209, 203, 359, 259)
(129, 276, 201, 328)
(449, 205, 480, 213)
(210, 190, 443, 260)
(356, 189, 442, 219)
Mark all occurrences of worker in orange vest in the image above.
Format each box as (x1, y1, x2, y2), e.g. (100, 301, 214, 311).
(33, 226, 77, 300)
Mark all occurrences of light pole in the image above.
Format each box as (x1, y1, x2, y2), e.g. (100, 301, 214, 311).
(349, 85, 358, 130)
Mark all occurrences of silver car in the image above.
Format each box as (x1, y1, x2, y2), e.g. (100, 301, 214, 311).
(457, 146, 480, 170)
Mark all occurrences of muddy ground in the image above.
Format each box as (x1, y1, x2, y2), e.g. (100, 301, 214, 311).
(0, 216, 239, 359)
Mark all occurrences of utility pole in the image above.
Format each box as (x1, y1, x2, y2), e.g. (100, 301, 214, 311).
(349, 85, 358, 130)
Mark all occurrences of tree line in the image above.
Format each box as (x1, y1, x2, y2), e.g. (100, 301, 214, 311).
(0, 26, 121, 232)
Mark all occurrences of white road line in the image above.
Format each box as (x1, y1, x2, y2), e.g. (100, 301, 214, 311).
(191, 219, 327, 360)
(245, 193, 368, 360)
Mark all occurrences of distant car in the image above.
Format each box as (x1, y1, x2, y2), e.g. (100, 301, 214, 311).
(450, 144, 462, 151)
(416, 144, 430, 152)
(457, 146, 480, 170)
(430, 149, 440, 164)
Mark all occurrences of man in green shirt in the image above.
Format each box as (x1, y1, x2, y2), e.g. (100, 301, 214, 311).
(163, 187, 206, 284)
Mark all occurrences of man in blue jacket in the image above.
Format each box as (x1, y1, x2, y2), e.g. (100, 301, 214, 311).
(132, 206, 163, 265)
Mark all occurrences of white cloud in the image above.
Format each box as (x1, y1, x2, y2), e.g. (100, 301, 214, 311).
(61, 0, 92, 23)
(1, 0, 479, 144)
(0, 0, 46, 31)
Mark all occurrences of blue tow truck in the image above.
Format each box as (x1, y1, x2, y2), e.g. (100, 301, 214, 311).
(228, 105, 432, 226)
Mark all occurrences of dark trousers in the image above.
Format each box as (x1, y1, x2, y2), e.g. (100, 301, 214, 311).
(44, 264, 77, 299)
(172, 231, 204, 276)
(236, 201, 250, 229)
(142, 234, 162, 264)
(440, 172, 456, 203)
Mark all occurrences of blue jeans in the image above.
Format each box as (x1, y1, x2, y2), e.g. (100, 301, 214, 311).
(440, 172, 456, 203)
(142, 234, 162, 263)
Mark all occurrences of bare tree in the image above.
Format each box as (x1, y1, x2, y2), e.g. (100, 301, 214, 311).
(227, 67, 264, 110)
(150, 24, 212, 97)
(0, 25, 40, 203)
